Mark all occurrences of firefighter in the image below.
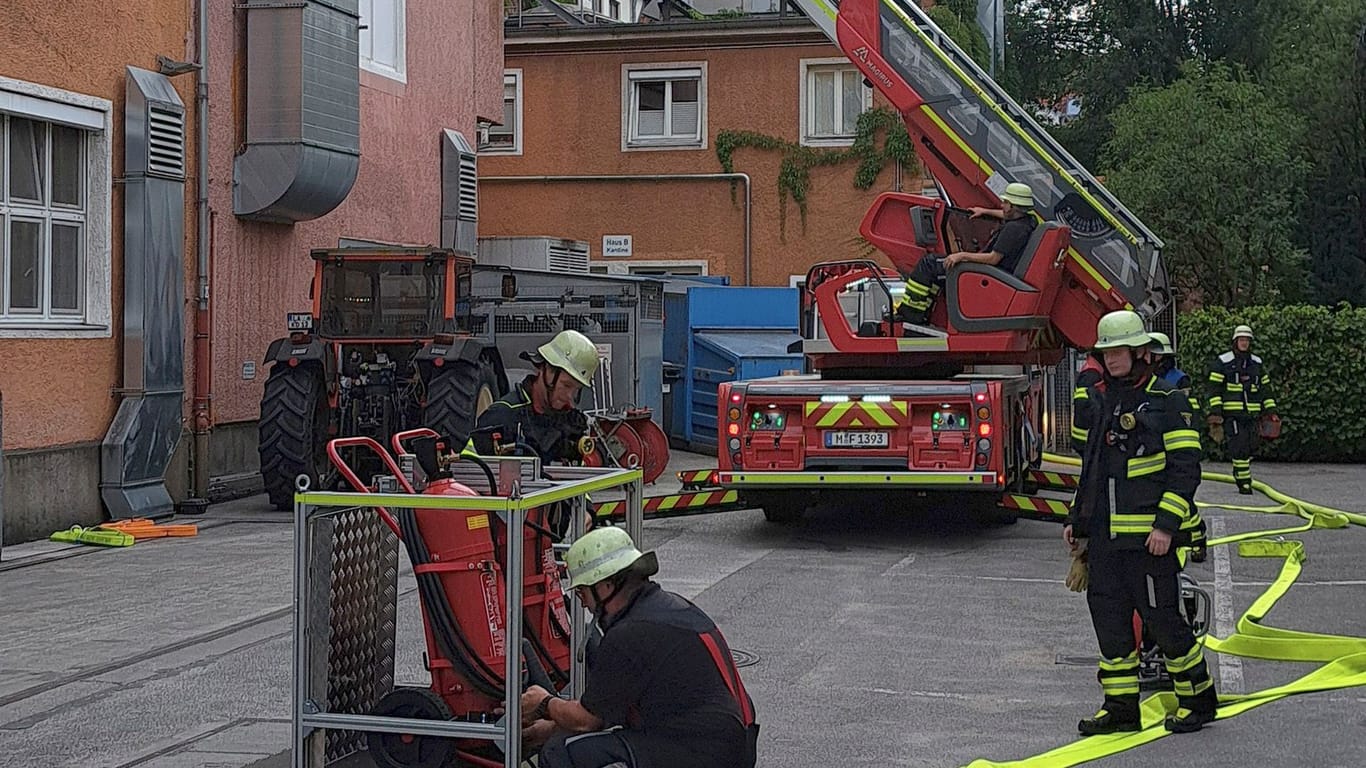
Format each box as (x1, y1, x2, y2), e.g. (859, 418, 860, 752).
(1206, 325, 1277, 495)
(470, 329, 600, 463)
(1065, 310, 1217, 735)
(520, 526, 758, 768)
(890, 182, 1038, 325)
(1148, 332, 1201, 423)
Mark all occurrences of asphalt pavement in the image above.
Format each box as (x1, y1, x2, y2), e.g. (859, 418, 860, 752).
(1, 455, 1362, 768)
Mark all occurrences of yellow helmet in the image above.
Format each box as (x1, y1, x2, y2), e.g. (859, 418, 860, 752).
(1002, 182, 1034, 208)
(564, 526, 658, 589)
(535, 329, 600, 388)
(1094, 310, 1151, 349)
(1148, 331, 1175, 356)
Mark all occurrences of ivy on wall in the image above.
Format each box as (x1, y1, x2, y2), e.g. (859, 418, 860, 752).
(716, 107, 916, 238)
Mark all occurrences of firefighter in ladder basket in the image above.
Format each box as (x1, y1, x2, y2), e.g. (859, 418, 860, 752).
(520, 526, 759, 768)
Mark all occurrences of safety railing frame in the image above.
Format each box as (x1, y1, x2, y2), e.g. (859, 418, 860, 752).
(291, 460, 644, 768)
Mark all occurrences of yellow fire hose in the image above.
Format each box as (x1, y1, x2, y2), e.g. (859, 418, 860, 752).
(964, 453, 1366, 768)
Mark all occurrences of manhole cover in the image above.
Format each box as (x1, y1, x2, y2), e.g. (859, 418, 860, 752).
(732, 649, 760, 668)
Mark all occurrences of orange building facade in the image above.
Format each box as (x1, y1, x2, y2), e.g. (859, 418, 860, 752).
(479, 15, 925, 287)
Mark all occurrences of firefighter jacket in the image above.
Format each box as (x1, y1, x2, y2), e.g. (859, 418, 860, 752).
(1068, 374, 1205, 548)
(468, 377, 588, 463)
(1208, 352, 1277, 418)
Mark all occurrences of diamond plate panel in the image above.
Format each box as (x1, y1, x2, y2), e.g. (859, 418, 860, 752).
(316, 507, 400, 764)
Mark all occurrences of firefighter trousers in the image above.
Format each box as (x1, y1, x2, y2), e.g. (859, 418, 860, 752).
(896, 255, 945, 313)
(1227, 416, 1259, 490)
(1086, 544, 1217, 717)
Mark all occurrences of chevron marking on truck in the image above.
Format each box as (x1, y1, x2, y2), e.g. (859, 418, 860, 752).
(802, 400, 907, 428)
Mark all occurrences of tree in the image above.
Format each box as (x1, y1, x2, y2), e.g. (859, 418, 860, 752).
(1265, 0, 1366, 305)
(1101, 61, 1310, 307)
(925, 0, 992, 69)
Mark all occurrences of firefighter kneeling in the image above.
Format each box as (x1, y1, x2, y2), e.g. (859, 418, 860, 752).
(1065, 310, 1218, 735)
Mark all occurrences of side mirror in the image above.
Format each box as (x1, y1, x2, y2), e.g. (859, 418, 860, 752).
(501, 274, 518, 300)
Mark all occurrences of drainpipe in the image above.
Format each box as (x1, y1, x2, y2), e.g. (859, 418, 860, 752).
(480, 173, 753, 286)
(190, 0, 213, 507)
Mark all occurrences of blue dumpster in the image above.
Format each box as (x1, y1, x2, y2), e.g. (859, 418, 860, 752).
(662, 285, 804, 452)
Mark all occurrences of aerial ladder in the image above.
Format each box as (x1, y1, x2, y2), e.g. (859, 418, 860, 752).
(709, 0, 1176, 523)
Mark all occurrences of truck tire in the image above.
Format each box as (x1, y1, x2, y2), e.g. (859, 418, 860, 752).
(258, 365, 327, 511)
(424, 359, 498, 450)
(750, 491, 810, 524)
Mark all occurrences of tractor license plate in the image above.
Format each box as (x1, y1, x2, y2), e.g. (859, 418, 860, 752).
(824, 431, 889, 449)
(286, 312, 313, 331)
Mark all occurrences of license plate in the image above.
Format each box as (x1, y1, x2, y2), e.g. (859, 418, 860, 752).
(824, 431, 889, 448)
(286, 312, 314, 331)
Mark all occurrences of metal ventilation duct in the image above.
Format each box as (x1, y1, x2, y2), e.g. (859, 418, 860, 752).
(100, 67, 187, 520)
(233, 0, 361, 223)
(441, 130, 478, 256)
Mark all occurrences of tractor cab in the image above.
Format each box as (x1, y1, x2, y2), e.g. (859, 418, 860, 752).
(307, 248, 474, 341)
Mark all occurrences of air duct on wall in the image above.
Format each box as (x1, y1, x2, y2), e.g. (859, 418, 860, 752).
(100, 67, 187, 520)
(233, 0, 361, 223)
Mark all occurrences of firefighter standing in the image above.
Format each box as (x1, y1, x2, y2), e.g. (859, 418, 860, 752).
(470, 329, 600, 463)
(1065, 310, 1218, 735)
(1206, 325, 1277, 495)
(1148, 332, 1201, 424)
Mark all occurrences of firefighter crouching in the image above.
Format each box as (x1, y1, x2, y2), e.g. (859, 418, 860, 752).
(1206, 325, 1278, 494)
(1065, 310, 1218, 735)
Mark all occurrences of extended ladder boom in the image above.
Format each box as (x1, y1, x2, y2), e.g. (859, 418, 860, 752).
(790, 0, 1170, 323)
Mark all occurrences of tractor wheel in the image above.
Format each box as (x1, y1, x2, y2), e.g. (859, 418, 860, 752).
(424, 359, 498, 450)
(366, 687, 455, 768)
(750, 491, 810, 524)
(258, 364, 327, 511)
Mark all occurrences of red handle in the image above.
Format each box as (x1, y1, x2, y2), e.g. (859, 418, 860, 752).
(325, 436, 415, 535)
(391, 427, 442, 458)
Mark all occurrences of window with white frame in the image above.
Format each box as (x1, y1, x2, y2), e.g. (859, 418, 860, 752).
(481, 71, 521, 154)
(624, 65, 705, 149)
(2, 114, 92, 325)
(359, 0, 406, 82)
(801, 59, 872, 146)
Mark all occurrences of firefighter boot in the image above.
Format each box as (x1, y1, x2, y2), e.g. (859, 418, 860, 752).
(1165, 688, 1218, 733)
(1078, 697, 1141, 736)
(890, 302, 927, 326)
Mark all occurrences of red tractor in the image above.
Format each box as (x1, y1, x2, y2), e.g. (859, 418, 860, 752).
(257, 248, 508, 509)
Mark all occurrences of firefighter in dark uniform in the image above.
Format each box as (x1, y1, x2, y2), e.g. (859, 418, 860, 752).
(1065, 310, 1218, 735)
(469, 329, 601, 463)
(890, 182, 1038, 325)
(1206, 325, 1278, 494)
(520, 526, 758, 768)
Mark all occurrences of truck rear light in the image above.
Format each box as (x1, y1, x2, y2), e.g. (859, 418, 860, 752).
(732, 452, 742, 464)
(975, 392, 987, 403)
(729, 407, 741, 421)
(977, 438, 991, 452)
(728, 423, 740, 436)
(977, 406, 990, 420)
(731, 393, 742, 403)
(976, 453, 988, 466)
(978, 422, 992, 437)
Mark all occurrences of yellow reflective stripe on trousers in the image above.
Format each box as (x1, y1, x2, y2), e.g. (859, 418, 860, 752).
(1126, 452, 1166, 478)
(1070, 426, 1088, 442)
(964, 455, 1366, 768)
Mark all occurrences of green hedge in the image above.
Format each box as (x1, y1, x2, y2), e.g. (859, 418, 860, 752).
(1176, 304, 1366, 462)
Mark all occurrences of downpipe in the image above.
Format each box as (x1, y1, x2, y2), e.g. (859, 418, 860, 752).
(191, 0, 213, 505)
(480, 173, 753, 285)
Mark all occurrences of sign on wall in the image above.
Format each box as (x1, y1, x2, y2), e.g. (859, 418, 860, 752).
(602, 235, 632, 258)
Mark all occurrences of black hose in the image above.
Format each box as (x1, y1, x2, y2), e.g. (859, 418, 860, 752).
(462, 453, 499, 495)
(394, 507, 505, 697)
